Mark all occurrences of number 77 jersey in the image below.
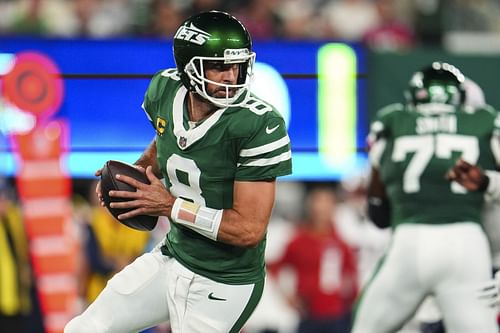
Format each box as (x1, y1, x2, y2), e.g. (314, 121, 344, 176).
(368, 103, 500, 228)
(141, 69, 292, 284)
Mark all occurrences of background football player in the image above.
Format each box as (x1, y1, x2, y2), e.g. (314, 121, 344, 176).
(414, 77, 496, 333)
(65, 10, 292, 333)
(351, 62, 499, 333)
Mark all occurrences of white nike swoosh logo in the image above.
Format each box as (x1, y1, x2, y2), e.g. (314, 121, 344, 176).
(265, 125, 279, 134)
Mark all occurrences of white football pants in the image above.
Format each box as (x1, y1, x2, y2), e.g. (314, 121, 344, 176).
(64, 251, 263, 333)
(351, 222, 498, 333)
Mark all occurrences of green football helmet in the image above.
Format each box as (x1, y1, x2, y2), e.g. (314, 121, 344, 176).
(173, 11, 255, 107)
(405, 62, 465, 111)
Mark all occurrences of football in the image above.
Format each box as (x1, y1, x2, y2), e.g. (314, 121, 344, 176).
(100, 160, 158, 231)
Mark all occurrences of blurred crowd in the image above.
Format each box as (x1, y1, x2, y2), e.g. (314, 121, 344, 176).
(1, 0, 500, 49)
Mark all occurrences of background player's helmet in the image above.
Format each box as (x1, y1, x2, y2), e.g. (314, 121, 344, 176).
(405, 62, 466, 110)
(173, 11, 255, 107)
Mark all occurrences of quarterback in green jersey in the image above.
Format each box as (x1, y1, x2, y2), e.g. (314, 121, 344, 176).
(65, 11, 292, 333)
(351, 62, 499, 333)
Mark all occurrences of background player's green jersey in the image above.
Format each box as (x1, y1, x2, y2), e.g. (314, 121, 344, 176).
(369, 103, 500, 228)
(142, 69, 292, 284)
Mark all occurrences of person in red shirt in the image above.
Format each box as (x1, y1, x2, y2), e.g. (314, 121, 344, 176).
(269, 185, 358, 333)
(362, 0, 415, 51)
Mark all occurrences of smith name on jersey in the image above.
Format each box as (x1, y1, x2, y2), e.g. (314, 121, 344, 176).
(369, 103, 500, 228)
(142, 69, 292, 284)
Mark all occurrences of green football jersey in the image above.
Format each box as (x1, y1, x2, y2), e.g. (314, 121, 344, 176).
(142, 69, 292, 284)
(369, 103, 500, 228)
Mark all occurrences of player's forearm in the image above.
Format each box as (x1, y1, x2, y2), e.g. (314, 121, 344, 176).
(216, 209, 268, 247)
(169, 181, 274, 246)
(218, 180, 274, 247)
(170, 198, 269, 247)
(135, 139, 161, 178)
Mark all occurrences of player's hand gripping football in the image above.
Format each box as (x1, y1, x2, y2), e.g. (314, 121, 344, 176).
(94, 165, 146, 207)
(107, 166, 175, 220)
(446, 158, 488, 192)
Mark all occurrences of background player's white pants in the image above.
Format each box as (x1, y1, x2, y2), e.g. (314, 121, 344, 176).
(351, 222, 498, 333)
(64, 251, 262, 333)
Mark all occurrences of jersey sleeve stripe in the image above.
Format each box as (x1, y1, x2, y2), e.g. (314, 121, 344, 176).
(239, 136, 290, 157)
(238, 151, 291, 167)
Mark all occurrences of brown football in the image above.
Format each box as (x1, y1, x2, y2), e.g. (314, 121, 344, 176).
(100, 160, 158, 231)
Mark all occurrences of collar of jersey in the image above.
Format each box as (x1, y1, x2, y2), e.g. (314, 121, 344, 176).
(173, 86, 227, 150)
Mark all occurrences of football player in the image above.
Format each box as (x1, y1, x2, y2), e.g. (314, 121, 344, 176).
(415, 77, 493, 333)
(64, 11, 292, 333)
(351, 62, 499, 333)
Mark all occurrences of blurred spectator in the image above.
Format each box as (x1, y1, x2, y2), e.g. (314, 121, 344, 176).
(0, 1, 17, 34)
(5, 0, 500, 44)
(184, 0, 226, 17)
(321, 0, 380, 41)
(4, 0, 75, 38)
(275, 0, 329, 40)
(68, 0, 99, 36)
(70, 0, 132, 37)
(140, 0, 185, 38)
(412, 0, 445, 45)
(362, 0, 415, 51)
(3, 0, 134, 38)
(8, 0, 50, 36)
(0, 179, 33, 332)
(269, 185, 358, 333)
(79, 181, 150, 304)
(234, 0, 279, 40)
(445, 0, 500, 33)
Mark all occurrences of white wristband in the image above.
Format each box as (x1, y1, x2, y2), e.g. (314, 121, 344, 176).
(170, 198, 222, 241)
(485, 170, 500, 202)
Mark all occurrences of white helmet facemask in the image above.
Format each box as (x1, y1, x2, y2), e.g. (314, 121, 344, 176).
(184, 49, 255, 108)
